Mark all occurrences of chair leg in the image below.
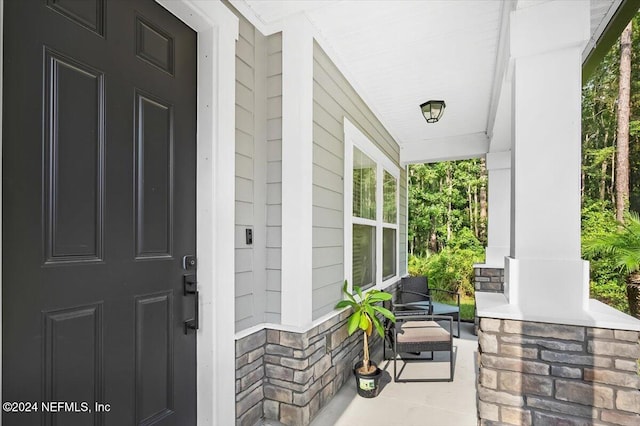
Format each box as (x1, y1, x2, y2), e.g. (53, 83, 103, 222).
(393, 352, 398, 381)
(456, 316, 460, 338)
(449, 349, 453, 381)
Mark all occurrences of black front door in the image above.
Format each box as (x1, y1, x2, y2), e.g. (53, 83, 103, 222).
(3, 1, 197, 425)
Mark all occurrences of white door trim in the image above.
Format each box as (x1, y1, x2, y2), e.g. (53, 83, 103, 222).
(0, 1, 239, 425)
(154, 2, 238, 425)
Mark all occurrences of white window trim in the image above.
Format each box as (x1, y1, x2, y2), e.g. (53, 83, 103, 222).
(344, 118, 400, 293)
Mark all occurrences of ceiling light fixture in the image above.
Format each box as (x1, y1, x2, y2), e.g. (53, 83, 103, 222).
(420, 100, 446, 123)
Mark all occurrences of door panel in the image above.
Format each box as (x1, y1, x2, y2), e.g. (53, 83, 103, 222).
(135, 292, 174, 424)
(135, 16, 175, 75)
(47, 0, 106, 36)
(135, 91, 173, 258)
(3, 1, 197, 425)
(44, 49, 105, 262)
(43, 303, 103, 426)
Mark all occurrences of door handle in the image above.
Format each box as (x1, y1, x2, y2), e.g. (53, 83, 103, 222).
(184, 274, 198, 334)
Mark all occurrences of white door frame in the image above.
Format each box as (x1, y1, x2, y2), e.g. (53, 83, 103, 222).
(0, 1, 239, 425)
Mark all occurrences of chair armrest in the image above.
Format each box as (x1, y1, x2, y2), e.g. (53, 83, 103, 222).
(394, 314, 454, 330)
(392, 299, 433, 317)
(396, 313, 453, 322)
(393, 302, 430, 312)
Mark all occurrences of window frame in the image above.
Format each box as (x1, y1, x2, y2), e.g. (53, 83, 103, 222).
(344, 118, 400, 292)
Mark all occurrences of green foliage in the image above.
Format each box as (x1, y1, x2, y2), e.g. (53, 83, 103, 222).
(590, 281, 629, 313)
(335, 280, 395, 371)
(581, 204, 629, 313)
(459, 296, 475, 322)
(408, 230, 485, 298)
(584, 212, 640, 275)
(408, 159, 487, 257)
(335, 280, 395, 339)
(448, 227, 484, 251)
(408, 158, 486, 306)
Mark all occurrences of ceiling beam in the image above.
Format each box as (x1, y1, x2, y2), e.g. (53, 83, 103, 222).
(582, 0, 638, 83)
(400, 132, 489, 165)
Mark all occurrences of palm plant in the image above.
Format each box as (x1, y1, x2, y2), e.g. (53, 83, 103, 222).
(583, 212, 640, 318)
(335, 280, 395, 374)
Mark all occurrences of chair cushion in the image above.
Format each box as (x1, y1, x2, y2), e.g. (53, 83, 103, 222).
(397, 321, 450, 344)
(431, 302, 459, 315)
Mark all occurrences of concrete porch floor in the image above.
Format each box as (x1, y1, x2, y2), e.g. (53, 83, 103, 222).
(261, 322, 479, 426)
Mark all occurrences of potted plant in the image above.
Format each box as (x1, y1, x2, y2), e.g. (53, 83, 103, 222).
(335, 280, 395, 397)
(583, 212, 640, 319)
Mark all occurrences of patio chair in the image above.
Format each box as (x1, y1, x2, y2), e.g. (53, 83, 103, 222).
(382, 298, 428, 360)
(392, 314, 454, 382)
(399, 276, 461, 338)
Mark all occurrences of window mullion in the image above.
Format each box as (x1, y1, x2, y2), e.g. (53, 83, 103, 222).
(354, 217, 377, 227)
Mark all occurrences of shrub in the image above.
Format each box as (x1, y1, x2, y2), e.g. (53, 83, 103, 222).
(408, 230, 484, 298)
(582, 203, 632, 314)
(590, 280, 629, 312)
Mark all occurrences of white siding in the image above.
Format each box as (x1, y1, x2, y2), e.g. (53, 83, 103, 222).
(228, 4, 279, 331)
(233, 8, 258, 331)
(312, 42, 407, 319)
(227, 6, 404, 327)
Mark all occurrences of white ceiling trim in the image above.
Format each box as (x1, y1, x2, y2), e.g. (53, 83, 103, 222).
(228, 0, 278, 34)
(228, 0, 341, 35)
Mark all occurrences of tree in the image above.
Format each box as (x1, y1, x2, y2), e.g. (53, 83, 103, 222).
(615, 21, 633, 222)
(479, 158, 488, 243)
(408, 159, 487, 257)
(581, 13, 640, 315)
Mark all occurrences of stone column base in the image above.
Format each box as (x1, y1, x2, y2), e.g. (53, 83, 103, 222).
(477, 317, 640, 425)
(474, 266, 505, 335)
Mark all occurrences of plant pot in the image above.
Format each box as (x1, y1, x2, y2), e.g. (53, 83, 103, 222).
(353, 361, 381, 398)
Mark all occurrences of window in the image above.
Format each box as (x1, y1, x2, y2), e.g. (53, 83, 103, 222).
(352, 148, 377, 288)
(382, 170, 397, 281)
(344, 119, 399, 290)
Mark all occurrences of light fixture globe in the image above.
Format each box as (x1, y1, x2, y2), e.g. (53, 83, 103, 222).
(420, 100, 446, 123)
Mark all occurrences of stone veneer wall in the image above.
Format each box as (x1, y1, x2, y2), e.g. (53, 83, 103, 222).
(475, 266, 505, 293)
(236, 328, 267, 426)
(235, 283, 397, 426)
(474, 266, 505, 334)
(477, 317, 640, 426)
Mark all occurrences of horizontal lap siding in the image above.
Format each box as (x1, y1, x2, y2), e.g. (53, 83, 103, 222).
(234, 12, 256, 330)
(266, 32, 282, 324)
(312, 42, 405, 319)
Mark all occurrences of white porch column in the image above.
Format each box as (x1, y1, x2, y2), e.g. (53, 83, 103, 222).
(485, 150, 511, 267)
(506, 0, 590, 316)
(280, 15, 314, 328)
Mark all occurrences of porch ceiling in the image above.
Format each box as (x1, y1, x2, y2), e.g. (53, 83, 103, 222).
(232, 0, 621, 162)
